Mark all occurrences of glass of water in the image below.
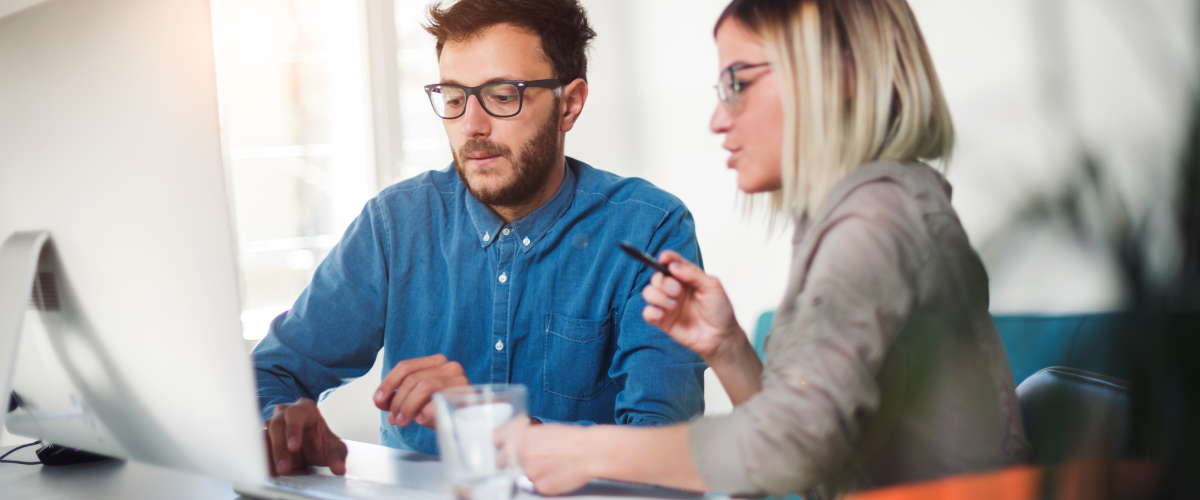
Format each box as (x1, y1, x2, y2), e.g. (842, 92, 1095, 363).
(434, 384, 528, 500)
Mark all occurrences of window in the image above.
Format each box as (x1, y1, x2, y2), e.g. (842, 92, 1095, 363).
(211, 0, 454, 339)
(211, 0, 377, 339)
(394, 0, 453, 179)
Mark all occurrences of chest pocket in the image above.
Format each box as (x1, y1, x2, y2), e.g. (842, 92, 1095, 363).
(543, 311, 616, 401)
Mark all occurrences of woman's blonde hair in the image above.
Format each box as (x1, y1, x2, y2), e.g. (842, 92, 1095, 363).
(718, 0, 954, 218)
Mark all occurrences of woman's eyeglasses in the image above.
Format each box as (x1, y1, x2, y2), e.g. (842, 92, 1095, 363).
(714, 62, 771, 109)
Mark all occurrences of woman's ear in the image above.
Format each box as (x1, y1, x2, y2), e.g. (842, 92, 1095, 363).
(559, 78, 589, 132)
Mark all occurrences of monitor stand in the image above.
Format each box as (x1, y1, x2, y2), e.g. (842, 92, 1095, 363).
(0, 231, 50, 439)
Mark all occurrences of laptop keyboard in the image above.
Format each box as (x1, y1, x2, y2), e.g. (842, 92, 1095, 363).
(270, 473, 448, 500)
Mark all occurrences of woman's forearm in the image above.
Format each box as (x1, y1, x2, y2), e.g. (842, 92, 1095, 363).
(588, 425, 711, 492)
(706, 328, 764, 406)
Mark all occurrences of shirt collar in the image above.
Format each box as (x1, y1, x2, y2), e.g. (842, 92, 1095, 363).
(463, 158, 578, 252)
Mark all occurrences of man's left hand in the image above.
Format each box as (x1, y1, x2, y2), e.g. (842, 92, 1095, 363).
(373, 354, 469, 429)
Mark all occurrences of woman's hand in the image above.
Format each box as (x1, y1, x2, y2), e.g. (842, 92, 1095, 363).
(518, 424, 605, 495)
(516, 424, 710, 495)
(641, 251, 743, 362)
(642, 251, 764, 404)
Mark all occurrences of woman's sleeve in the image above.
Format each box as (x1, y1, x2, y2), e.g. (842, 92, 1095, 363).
(687, 184, 925, 496)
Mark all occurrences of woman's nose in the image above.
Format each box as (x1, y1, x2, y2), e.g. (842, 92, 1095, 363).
(710, 103, 733, 134)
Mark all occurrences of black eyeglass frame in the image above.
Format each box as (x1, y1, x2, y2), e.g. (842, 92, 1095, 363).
(424, 79, 562, 119)
(715, 62, 771, 108)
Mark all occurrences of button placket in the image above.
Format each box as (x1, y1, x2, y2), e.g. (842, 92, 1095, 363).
(490, 228, 516, 383)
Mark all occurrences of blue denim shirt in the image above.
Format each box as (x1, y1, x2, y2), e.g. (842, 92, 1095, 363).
(253, 157, 706, 454)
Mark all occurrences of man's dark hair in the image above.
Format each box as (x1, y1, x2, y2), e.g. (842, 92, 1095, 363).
(425, 0, 596, 83)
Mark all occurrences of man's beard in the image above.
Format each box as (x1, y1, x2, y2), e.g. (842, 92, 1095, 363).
(453, 102, 561, 208)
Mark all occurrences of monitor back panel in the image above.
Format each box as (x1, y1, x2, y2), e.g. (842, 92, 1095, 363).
(0, 0, 267, 485)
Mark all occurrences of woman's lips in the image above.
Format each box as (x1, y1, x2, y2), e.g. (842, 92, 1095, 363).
(725, 149, 741, 169)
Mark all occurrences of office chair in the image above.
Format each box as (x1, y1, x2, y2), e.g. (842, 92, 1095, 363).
(1016, 367, 1162, 464)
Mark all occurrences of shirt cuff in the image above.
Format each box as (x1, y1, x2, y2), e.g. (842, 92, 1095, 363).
(530, 416, 596, 426)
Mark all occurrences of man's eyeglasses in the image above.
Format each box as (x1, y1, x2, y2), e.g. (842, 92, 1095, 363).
(715, 62, 771, 109)
(424, 79, 562, 119)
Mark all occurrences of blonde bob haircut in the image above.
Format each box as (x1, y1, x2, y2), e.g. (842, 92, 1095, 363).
(717, 0, 954, 218)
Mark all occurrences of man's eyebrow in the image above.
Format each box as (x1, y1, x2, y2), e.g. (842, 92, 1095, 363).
(437, 76, 531, 86)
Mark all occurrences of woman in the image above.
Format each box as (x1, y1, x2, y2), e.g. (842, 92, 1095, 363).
(517, 0, 1029, 498)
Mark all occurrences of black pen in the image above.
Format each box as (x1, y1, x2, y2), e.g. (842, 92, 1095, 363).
(618, 241, 672, 277)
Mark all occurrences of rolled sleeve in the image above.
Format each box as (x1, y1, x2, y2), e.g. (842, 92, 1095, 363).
(611, 203, 707, 426)
(252, 199, 390, 418)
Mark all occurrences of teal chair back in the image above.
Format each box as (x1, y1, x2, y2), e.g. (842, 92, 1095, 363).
(753, 311, 775, 360)
(752, 310, 1199, 385)
(992, 314, 1133, 385)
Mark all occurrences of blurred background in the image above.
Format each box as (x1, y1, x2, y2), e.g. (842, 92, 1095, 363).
(206, 0, 1199, 462)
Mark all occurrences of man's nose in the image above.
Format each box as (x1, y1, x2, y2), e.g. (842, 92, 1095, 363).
(460, 95, 491, 139)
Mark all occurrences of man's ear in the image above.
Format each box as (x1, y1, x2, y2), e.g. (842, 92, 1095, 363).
(559, 78, 588, 133)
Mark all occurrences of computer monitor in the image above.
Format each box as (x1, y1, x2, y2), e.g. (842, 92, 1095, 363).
(0, 0, 268, 486)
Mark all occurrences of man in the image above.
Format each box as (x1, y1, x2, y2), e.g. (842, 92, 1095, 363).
(253, 0, 705, 476)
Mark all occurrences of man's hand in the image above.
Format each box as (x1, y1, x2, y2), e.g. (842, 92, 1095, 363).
(373, 354, 470, 429)
(264, 398, 348, 476)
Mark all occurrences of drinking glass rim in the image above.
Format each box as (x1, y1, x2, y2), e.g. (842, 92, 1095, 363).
(436, 383, 527, 402)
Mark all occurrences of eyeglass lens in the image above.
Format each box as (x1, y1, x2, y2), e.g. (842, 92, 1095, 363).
(716, 69, 737, 105)
(710, 66, 739, 105)
(429, 83, 523, 118)
(716, 63, 769, 108)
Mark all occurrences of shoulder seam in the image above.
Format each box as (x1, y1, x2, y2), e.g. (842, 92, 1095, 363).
(369, 198, 393, 275)
(572, 188, 674, 217)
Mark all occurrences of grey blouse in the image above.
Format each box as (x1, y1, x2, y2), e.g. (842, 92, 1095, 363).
(688, 161, 1030, 499)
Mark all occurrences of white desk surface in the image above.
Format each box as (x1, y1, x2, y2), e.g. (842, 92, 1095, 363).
(0, 439, 708, 500)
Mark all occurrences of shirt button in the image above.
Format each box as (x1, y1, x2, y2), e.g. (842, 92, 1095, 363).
(498, 273, 507, 284)
(483, 233, 490, 242)
(495, 340, 504, 351)
(523, 237, 530, 246)
(502, 228, 511, 236)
